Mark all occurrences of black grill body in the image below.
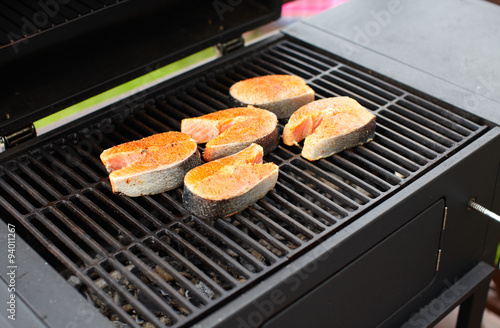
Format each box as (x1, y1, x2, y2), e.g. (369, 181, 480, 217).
(1, 1, 499, 328)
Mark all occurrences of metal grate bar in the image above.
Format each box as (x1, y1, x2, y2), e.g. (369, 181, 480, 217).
(118, 251, 199, 314)
(376, 116, 446, 155)
(379, 109, 456, 148)
(188, 87, 227, 111)
(324, 74, 389, 106)
(0, 175, 35, 213)
(278, 42, 339, 68)
(95, 263, 171, 328)
(0, 38, 488, 328)
(129, 243, 214, 305)
(196, 82, 229, 104)
(369, 133, 429, 167)
(108, 257, 187, 320)
(329, 70, 398, 102)
(148, 235, 227, 298)
(267, 48, 324, 76)
(275, 180, 340, 224)
(404, 95, 481, 131)
(363, 141, 420, 172)
(185, 218, 267, 273)
(245, 203, 306, 247)
(231, 211, 291, 257)
(389, 104, 465, 142)
(290, 159, 372, 205)
(215, 219, 281, 265)
(161, 227, 240, 289)
(239, 61, 276, 76)
(311, 78, 381, 111)
(44, 207, 112, 258)
(328, 154, 393, 192)
(16, 160, 63, 200)
(353, 146, 412, 178)
(85, 186, 163, 234)
(339, 151, 402, 186)
(266, 190, 328, 234)
(2, 165, 48, 206)
(56, 200, 130, 249)
(33, 213, 97, 265)
(395, 100, 473, 137)
(176, 224, 255, 279)
(284, 164, 361, 211)
(231, 65, 260, 79)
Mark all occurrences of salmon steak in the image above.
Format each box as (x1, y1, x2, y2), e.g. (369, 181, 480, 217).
(181, 106, 278, 161)
(283, 97, 376, 161)
(228, 75, 315, 119)
(100, 131, 201, 197)
(183, 144, 279, 219)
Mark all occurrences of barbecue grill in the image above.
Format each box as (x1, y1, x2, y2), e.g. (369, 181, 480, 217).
(1, 0, 499, 327)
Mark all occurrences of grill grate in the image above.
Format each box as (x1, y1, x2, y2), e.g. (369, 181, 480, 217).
(0, 0, 127, 46)
(0, 38, 487, 327)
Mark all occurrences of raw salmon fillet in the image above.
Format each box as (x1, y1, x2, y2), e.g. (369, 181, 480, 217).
(100, 131, 201, 197)
(229, 75, 315, 119)
(283, 97, 376, 161)
(183, 144, 279, 219)
(181, 107, 278, 161)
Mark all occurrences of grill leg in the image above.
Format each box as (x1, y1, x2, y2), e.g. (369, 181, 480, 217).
(402, 262, 494, 328)
(456, 280, 490, 328)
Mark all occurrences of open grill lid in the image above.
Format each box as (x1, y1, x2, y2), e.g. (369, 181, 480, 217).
(0, 0, 281, 138)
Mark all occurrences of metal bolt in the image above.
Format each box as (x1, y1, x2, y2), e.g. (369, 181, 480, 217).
(468, 199, 500, 223)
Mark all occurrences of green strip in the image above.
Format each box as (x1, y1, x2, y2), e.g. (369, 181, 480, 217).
(34, 47, 216, 130)
(496, 243, 500, 265)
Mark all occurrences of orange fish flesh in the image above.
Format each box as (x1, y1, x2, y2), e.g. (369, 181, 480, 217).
(282, 97, 376, 161)
(181, 107, 278, 161)
(100, 131, 201, 197)
(229, 74, 315, 118)
(183, 144, 279, 219)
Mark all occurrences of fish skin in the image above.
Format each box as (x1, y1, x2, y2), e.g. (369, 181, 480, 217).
(283, 97, 376, 161)
(228, 75, 315, 119)
(100, 131, 201, 197)
(181, 107, 278, 161)
(183, 144, 279, 220)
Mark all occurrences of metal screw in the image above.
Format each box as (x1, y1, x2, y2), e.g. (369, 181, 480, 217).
(468, 199, 500, 223)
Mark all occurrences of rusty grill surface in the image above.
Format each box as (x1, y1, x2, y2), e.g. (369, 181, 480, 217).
(0, 38, 488, 327)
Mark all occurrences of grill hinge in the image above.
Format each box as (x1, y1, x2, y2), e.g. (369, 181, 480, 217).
(0, 124, 37, 152)
(214, 35, 245, 56)
(442, 206, 448, 230)
(436, 249, 442, 271)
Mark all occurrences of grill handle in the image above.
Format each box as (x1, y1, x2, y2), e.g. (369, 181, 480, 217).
(469, 199, 500, 223)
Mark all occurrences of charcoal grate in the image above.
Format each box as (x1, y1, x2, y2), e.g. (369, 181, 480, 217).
(0, 38, 488, 327)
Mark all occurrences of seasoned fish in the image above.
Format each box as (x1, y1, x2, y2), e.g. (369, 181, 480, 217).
(283, 97, 376, 161)
(100, 131, 201, 197)
(181, 107, 278, 161)
(183, 144, 279, 219)
(229, 75, 315, 119)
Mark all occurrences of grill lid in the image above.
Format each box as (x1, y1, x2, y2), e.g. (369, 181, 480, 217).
(0, 0, 281, 138)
